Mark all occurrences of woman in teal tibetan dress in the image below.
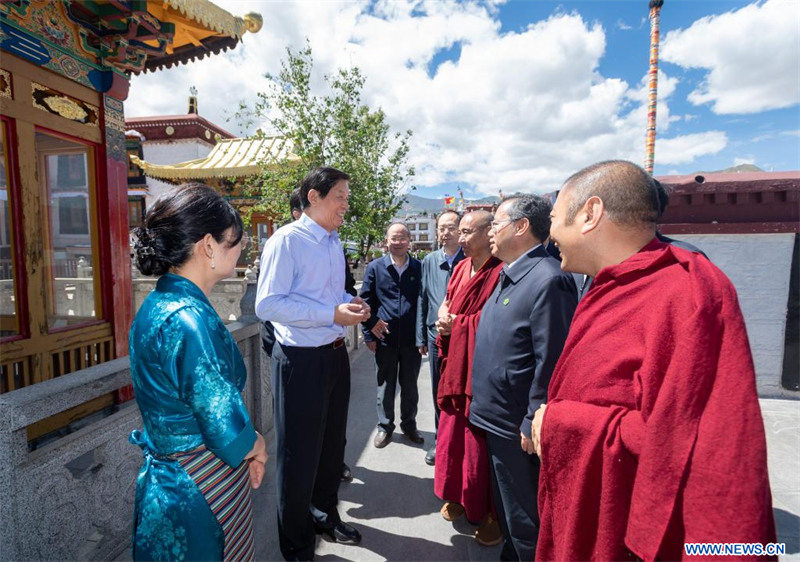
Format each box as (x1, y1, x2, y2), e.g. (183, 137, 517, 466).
(129, 184, 266, 562)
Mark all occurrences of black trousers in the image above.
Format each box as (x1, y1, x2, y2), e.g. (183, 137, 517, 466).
(272, 342, 350, 561)
(375, 344, 422, 434)
(486, 431, 541, 561)
(426, 327, 442, 439)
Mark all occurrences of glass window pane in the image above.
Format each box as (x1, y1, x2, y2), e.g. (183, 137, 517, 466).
(36, 132, 98, 330)
(0, 123, 20, 337)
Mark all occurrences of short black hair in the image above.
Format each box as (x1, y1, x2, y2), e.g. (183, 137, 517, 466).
(501, 194, 552, 242)
(299, 166, 350, 208)
(563, 160, 659, 226)
(289, 187, 302, 214)
(133, 182, 243, 276)
(437, 210, 461, 223)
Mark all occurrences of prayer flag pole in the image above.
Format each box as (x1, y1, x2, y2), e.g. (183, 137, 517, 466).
(644, 0, 664, 174)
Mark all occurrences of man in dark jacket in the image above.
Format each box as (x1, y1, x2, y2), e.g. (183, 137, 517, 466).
(361, 222, 424, 448)
(469, 195, 577, 561)
(416, 210, 464, 465)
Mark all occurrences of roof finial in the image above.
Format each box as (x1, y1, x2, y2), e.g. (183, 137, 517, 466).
(243, 13, 263, 33)
(188, 85, 198, 114)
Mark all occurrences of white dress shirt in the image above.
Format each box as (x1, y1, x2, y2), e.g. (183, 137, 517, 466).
(255, 213, 353, 347)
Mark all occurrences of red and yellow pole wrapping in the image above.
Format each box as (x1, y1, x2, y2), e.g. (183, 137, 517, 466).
(644, 0, 663, 174)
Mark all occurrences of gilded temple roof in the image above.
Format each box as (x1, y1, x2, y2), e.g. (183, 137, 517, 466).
(130, 136, 300, 180)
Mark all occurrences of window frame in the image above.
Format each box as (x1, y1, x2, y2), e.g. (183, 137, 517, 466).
(35, 127, 105, 334)
(0, 116, 28, 342)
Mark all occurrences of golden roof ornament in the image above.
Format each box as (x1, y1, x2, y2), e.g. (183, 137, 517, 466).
(244, 13, 263, 34)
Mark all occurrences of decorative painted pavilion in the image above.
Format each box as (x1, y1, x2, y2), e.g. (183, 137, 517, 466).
(0, 0, 262, 434)
(130, 134, 299, 252)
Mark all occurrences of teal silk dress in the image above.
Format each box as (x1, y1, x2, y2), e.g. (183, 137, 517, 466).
(129, 273, 257, 561)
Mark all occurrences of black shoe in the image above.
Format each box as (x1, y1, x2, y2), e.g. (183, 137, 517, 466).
(316, 521, 362, 544)
(373, 429, 391, 448)
(341, 463, 353, 482)
(424, 446, 436, 466)
(402, 428, 424, 445)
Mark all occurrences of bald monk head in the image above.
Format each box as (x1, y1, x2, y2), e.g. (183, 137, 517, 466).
(457, 210, 492, 262)
(550, 160, 659, 277)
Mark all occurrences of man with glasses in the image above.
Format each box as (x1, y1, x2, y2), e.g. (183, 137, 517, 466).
(469, 195, 578, 561)
(416, 210, 465, 465)
(361, 222, 424, 449)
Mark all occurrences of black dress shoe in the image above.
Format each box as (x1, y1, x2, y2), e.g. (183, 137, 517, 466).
(341, 463, 353, 482)
(373, 429, 391, 448)
(403, 428, 424, 445)
(316, 521, 362, 544)
(424, 445, 436, 466)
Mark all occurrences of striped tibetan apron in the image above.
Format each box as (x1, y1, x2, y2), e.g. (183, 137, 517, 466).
(174, 446, 255, 562)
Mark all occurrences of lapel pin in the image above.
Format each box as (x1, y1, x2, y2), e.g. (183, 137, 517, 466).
(503, 297, 510, 306)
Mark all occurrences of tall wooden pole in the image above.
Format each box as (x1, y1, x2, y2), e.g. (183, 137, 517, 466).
(644, 0, 663, 174)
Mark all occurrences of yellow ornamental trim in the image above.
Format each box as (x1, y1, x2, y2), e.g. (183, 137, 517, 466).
(160, 0, 261, 39)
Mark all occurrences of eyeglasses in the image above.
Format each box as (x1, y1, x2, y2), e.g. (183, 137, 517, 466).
(490, 218, 516, 232)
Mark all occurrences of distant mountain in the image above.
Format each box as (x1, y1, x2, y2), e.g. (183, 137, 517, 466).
(695, 164, 764, 174)
(401, 193, 501, 213)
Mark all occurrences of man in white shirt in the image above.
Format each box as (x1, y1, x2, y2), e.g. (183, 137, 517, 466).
(256, 167, 370, 559)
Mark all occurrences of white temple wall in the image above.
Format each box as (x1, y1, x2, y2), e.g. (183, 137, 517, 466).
(140, 139, 214, 206)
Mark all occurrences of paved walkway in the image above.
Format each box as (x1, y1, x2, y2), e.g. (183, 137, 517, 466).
(252, 346, 502, 561)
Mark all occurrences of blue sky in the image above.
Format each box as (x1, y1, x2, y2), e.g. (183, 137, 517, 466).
(127, 0, 800, 199)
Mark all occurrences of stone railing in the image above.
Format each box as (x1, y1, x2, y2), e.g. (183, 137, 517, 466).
(132, 274, 248, 323)
(0, 321, 267, 561)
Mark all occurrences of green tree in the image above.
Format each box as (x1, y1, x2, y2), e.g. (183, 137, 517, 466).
(238, 45, 414, 259)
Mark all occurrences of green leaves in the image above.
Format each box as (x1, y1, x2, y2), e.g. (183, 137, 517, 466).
(237, 44, 414, 260)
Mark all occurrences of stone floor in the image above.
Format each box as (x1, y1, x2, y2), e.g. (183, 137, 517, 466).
(120, 348, 800, 561)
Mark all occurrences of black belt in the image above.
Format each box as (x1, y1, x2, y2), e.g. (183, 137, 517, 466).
(318, 337, 345, 350)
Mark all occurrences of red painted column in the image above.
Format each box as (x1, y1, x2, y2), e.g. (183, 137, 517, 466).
(101, 94, 134, 401)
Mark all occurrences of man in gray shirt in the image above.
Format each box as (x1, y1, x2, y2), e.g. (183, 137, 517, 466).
(416, 210, 465, 465)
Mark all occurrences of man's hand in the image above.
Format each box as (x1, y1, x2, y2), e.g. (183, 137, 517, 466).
(532, 404, 547, 458)
(349, 297, 371, 322)
(418, 345, 428, 356)
(520, 432, 535, 455)
(334, 302, 369, 326)
(437, 299, 450, 321)
(366, 341, 377, 353)
(435, 313, 455, 335)
(370, 319, 390, 340)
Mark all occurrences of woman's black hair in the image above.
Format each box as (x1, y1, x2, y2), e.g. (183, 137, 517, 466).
(132, 182, 243, 276)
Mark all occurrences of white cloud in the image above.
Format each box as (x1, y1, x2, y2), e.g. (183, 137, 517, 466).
(661, 0, 800, 114)
(616, 19, 632, 30)
(734, 156, 756, 166)
(126, 0, 730, 194)
(658, 132, 728, 164)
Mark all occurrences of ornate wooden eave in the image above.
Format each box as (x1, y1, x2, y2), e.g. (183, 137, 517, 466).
(0, 0, 262, 98)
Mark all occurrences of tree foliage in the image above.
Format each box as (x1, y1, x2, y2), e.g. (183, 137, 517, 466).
(237, 46, 414, 259)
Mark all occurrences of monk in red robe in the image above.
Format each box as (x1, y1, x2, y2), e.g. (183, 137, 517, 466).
(434, 211, 504, 545)
(534, 160, 776, 561)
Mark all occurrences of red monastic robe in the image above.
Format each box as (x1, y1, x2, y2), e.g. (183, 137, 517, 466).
(537, 239, 776, 561)
(434, 256, 503, 523)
